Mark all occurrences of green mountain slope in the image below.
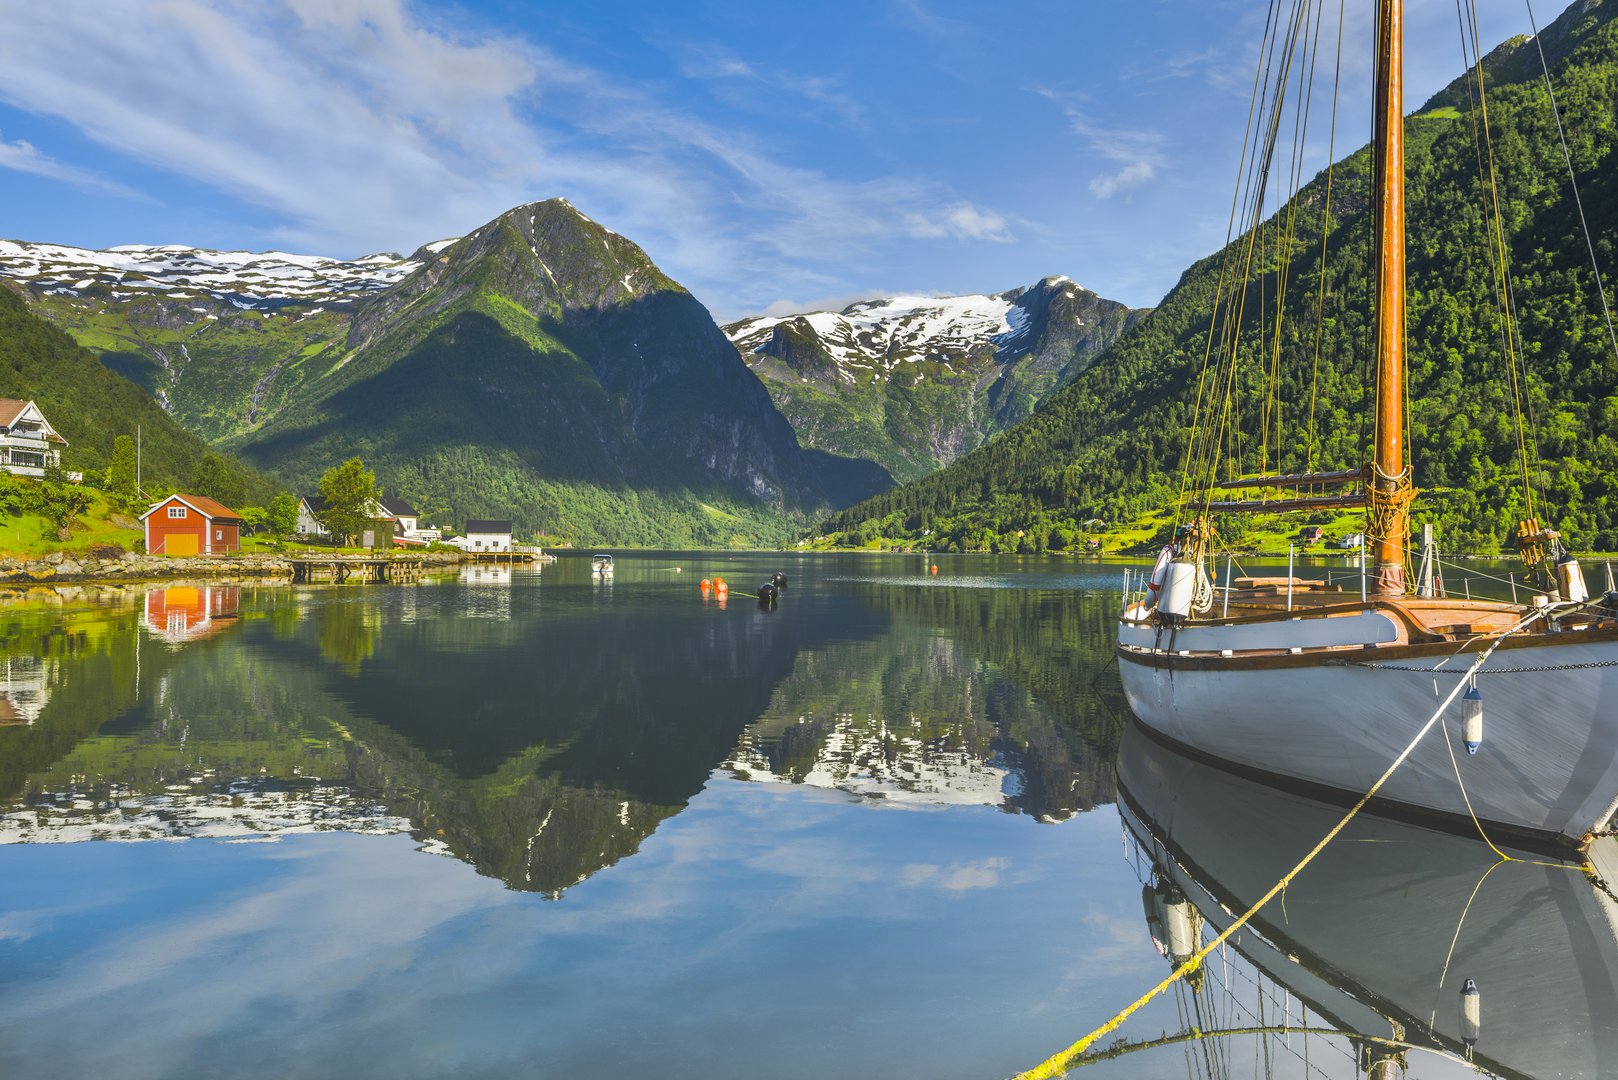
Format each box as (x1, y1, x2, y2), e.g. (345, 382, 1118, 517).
(3, 204, 886, 546)
(725, 279, 1145, 484)
(0, 284, 266, 497)
(224, 200, 881, 545)
(823, 0, 1618, 554)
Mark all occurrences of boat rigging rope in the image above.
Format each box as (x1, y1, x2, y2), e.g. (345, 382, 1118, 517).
(1457, 0, 1546, 521)
(1522, 0, 1618, 368)
(1012, 608, 1547, 1080)
(1305, 0, 1346, 473)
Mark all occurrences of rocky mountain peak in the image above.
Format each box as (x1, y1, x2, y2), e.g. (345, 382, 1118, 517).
(346, 198, 680, 351)
(726, 277, 1148, 483)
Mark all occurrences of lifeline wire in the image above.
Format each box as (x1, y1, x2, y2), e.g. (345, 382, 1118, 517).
(1011, 607, 1546, 1080)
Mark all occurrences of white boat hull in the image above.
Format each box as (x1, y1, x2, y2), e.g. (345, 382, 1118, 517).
(1116, 725, 1618, 1076)
(1118, 616, 1618, 846)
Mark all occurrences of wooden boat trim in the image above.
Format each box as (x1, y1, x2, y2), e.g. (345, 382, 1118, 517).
(1212, 468, 1366, 491)
(1126, 595, 1538, 639)
(1206, 494, 1365, 513)
(1117, 618, 1618, 672)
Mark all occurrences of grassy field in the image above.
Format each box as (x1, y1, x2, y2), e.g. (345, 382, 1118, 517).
(0, 492, 141, 557)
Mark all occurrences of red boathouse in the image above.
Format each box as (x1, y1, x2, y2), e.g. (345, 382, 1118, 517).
(141, 494, 244, 556)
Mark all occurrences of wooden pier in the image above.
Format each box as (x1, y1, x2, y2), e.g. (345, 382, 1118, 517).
(290, 557, 428, 584)
(467, 546, 554, 564)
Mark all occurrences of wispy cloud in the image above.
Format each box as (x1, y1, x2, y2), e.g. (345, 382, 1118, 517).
(904, 202, 1012, 242)
(887, 0, 976, 39)
(0, 0, 1010, 318)
(1037, 89, 1167, 201)
(0, 132, 141, 198)
(680, 44, 867, 129)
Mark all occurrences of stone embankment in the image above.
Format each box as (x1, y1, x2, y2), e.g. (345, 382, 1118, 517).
(0, 550, 467, 583)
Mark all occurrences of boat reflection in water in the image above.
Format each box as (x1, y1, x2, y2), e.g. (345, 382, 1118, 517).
(1117, 723, 1618, 1079)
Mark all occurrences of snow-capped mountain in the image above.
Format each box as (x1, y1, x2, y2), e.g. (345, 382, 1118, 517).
(726, 277, 1146, 482)
(0, 238, 455, 310)
(0, 200, 884, 539)
(727, 289, 1036, 382)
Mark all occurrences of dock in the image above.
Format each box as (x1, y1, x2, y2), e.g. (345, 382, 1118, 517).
(290, 557, 429, 584)
(466, 545, 554, 564)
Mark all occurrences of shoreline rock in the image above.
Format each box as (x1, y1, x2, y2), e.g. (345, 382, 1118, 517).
(0, 551, 469, 584)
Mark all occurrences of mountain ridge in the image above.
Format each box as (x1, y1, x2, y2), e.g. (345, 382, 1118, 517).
(726, 277, 1146, 483)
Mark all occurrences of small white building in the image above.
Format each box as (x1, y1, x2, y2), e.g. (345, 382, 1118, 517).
(0, 399, 66, 478)
(462, 519, 513, 552)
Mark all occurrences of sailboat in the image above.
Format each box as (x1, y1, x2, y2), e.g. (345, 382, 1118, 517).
(1116, 724, 1618, 1078)
(1117, 0, 1618, 851)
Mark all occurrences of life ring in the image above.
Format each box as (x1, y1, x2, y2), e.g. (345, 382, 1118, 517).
(1148, 545, 1175, 595)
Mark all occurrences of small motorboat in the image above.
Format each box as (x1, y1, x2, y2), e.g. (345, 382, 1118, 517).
(591, 554, 614, 576)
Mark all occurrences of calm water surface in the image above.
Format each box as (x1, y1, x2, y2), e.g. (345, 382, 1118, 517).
(0, 553, 1598, 1078)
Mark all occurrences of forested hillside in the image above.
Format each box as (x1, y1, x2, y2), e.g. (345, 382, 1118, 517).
(823, 0, 1618, 554)
(0, 284, 269, 499)
(221, 200, 881, 546)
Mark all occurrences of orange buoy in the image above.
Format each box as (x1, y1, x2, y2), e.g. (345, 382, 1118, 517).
(714, 576, 728, 595)
(700, 578, 712, 592)
(930, 565, 939, 575)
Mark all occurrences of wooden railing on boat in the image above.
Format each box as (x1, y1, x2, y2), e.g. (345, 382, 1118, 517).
(1204, 467, 1366, 514)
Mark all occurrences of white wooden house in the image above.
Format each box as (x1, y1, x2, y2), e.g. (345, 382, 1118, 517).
(297, 494, 426, 539)
(0, 399, 66, 478)
(460, 519, 513, 552)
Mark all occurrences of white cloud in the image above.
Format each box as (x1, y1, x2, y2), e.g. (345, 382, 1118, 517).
(0, 0, 1009, 318)
(1037, 89, 1166, 202)
(906, 202, 1013, 242)
(1090, 161, 1156, 199)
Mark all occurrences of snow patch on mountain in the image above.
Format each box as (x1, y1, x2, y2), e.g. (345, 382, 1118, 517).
(725, 276, 1091, 380)
(0, 239, 425, 310)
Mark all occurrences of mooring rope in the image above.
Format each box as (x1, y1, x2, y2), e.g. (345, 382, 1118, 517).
(1012, 608, 1547, 1080)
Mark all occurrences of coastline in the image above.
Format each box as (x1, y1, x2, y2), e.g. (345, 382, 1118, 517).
(0, 550, 469, 584)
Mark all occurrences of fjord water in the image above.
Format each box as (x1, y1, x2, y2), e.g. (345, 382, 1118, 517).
(0, 555, 1576, 1078)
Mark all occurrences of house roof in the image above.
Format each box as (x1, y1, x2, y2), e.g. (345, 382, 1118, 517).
(303, 494, 414, 519)
(0, 398, 67, 444)
(466, 519, 513, 534)
(139, 493, 244, 522)
(379, 496, 418, 518)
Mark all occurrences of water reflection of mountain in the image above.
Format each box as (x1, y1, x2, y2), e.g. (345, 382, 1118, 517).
(1, 575, 1123, 896)
(730, 582, 1125, 820)
(1117, 724, 1618, 1078)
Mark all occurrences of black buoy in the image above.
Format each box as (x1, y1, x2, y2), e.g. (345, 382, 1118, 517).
(757, 582, 778, 608)
(771, 571, 788, 590)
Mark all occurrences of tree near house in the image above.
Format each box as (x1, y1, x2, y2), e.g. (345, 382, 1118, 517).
(317, 458, 380, 545)
(265, 492, 299, 537)
(37, 480, 91, 541)
(190, 450, 246, 510)
(106, 435, 137, 504)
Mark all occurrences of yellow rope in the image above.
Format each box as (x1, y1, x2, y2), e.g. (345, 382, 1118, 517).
(1437, 679, 1593, 873)
(1013, 609, 1545, 1080)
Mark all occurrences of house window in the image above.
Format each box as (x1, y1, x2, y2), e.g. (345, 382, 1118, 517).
(168, 506, 186, 519)
(215, 530, 223, 540)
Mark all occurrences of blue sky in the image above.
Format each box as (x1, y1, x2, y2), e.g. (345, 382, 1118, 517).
(0, 1, 1542, 321)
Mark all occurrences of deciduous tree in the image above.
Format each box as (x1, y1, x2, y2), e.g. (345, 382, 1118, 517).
(317, 459, 380, 546)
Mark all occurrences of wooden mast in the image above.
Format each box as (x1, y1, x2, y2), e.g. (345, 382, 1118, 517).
(1371, 0, 1410, 595)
